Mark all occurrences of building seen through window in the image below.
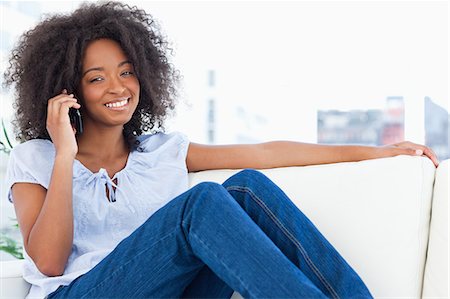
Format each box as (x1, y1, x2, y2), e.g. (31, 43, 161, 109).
(425, 97, 450, 161)
(317, 97, 449, 161)
(318, 97, 405, 146)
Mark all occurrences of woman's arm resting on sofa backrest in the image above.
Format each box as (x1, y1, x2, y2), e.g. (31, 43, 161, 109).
(186, 140, 439, 172)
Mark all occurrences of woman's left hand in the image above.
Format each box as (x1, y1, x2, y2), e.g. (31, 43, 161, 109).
(380, 141, 440, 167)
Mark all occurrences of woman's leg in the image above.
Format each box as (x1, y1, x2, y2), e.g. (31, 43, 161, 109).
(182, 169, 372, 299)
(181, 265, 234, 298)
(221, 169, 373, 298)
(48, 181, 326, 298)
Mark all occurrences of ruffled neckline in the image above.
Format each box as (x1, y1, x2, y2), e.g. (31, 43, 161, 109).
(73, 150, 135, 180)
(36, 135, 153, 180)
(72, 135, 152, 180)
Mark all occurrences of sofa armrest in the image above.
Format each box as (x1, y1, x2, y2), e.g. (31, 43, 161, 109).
(422, 159, 449, 298)
(0, 259, 30, 298)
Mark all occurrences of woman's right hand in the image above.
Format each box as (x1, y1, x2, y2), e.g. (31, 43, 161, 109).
(46, 89, 81, 158)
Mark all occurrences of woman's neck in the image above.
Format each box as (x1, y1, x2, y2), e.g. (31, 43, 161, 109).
(75, 125, 129, 161)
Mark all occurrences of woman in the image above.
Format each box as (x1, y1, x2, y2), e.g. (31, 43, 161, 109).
(3, 2, 438, 298)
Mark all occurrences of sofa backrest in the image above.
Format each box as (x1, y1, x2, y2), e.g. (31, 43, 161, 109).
(188, 156, 436, 297)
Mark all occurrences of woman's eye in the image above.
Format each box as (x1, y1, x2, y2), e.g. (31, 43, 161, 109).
(121, 71, 134, 76)
(89, 77, 103, 83)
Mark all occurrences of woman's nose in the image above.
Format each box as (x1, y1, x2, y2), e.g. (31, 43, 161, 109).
(107, 76, 126, 94)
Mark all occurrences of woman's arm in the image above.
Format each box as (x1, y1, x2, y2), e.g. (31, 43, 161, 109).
(13, 154, 75, 277)
(11, 91, 81, 277)
(186, 140, 439, 172)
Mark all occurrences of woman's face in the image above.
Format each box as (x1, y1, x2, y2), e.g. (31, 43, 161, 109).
(79, 38, 140, 128)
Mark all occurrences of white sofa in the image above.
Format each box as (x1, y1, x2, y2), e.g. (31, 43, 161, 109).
(1, 155, 448, 298)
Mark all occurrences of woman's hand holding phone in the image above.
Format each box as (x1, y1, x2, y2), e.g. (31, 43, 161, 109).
(46, 89, 81, 158)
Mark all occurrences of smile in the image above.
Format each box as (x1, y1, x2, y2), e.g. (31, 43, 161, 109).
(104, 98, 129, 110)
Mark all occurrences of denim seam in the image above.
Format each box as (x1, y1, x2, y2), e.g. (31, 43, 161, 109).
(226, 185, 340, 299)
(80, 229, 178, 298)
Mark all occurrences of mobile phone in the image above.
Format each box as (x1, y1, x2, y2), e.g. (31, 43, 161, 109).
(69, 107, 83, 135)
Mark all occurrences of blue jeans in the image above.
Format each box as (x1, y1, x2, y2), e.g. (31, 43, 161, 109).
(47, 169, 372, 298)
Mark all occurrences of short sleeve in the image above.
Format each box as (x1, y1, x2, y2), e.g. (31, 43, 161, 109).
(176, 132, 190, 161)
(133, 131, 190, 171)
(5, 140, 54, 203)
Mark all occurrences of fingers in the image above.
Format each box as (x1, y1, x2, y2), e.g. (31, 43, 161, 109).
(423, 147, 440, 167)
(45, 90, 80, 156)
(395, 147, 422, 156)
(393, 141, 440, 167)
(59, 96, 81, 117)
(406, 142, 439, 167)
(47, 90, 81, 124)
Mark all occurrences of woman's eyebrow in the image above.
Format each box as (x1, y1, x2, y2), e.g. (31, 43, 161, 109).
(82, 60, 132, 77)
(82, 67, 103, 77)
(118, 60, 132, 67)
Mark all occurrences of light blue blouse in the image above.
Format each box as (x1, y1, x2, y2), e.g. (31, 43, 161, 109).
(5, 132, 190, 299)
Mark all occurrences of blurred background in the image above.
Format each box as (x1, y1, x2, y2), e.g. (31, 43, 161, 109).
(1, 0, 449, 260)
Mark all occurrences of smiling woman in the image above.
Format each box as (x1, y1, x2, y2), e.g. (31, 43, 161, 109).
(79, 39, 139, 127)
(0, 1, 441, 299)
(3, 2, 179, 150)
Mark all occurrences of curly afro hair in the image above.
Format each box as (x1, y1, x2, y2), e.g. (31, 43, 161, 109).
(3, 1, 179, 150)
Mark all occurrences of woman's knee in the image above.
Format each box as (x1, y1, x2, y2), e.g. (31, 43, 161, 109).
(187, 182, 229, 206)
(191, 181, 224, 193)
(182, 182, 238, 222)
(222, 168, 271, 188)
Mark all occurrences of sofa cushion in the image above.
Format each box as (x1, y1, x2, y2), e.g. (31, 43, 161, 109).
(0, 260, 30, 298)
(422, 159, 449, 298)
(189, 155, 436, 297)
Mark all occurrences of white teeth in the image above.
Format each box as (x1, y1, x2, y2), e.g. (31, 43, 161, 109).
(105, 99, 128, 108)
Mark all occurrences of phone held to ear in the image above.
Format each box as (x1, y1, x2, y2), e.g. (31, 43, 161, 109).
(69, 108, 83, 135)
